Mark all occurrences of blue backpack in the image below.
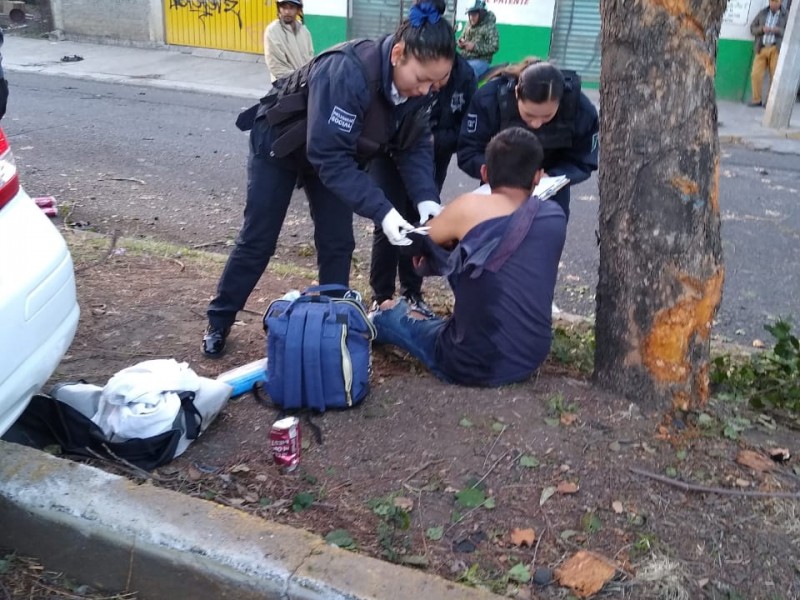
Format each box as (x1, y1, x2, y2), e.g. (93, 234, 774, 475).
(263, 285, 376, 412)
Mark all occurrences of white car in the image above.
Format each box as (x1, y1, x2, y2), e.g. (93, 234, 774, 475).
(0, 126, 79, 435)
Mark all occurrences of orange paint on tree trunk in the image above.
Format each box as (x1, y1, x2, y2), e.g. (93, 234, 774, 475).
(641, 268, 724, 390)
(649, 0, 705, 37)
(671, 176, 699, 196)
(710, 158, 720, 213)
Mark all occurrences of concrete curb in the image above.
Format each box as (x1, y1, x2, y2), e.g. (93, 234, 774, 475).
(0, 440, 501, 600)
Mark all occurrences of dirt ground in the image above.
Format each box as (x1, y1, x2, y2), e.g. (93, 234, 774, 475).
(38, 229, 800, 600)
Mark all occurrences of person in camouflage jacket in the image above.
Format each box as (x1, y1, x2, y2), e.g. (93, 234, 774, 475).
(457, 0, 499, 79)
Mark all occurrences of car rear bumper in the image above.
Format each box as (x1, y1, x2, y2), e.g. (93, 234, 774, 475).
(0, 189, 80, 434)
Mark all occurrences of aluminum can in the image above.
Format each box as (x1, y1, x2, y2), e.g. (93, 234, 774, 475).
(269, 416, 300, 472)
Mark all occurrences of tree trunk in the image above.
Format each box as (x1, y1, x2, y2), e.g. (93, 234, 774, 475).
(594, 0, 726, 411)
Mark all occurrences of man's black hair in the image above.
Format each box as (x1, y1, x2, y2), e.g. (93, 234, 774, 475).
(485, 127, 544, 190)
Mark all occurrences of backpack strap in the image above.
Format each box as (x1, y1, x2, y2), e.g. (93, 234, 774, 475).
(301, 308, 327, 413)
(178, 391, 202, 440)
(283, 309, 307, 410)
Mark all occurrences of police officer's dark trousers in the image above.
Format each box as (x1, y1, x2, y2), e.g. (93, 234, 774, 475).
(207, 118, 355, 330)
(368, 148, 451, 303)
(368, 154, 421, 303)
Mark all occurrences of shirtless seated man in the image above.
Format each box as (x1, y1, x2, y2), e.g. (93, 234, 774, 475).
(370, 127, 567, 387)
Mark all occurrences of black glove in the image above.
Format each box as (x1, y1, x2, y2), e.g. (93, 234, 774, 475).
(0, 78, 8, 121)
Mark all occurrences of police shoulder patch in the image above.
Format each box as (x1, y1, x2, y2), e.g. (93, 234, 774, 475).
(329, 105, 357, 133)
(466, 113, 478, 133)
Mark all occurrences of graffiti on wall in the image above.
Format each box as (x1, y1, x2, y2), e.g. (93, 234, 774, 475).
(169, 0, 243, 29)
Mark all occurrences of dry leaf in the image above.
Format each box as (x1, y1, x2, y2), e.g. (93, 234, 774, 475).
(734, 478, 751, 488)
(769, 448, 791, 462)
(187, 466, 203, 481)
(560, 413, 578, 426)
(555, 550, 616, 598)
(736, 450, 774, 473)
(540, 486, 557, 506)
(230, 464, 251, 473)
(611, 501, 624, 514)
(752, 339, 766, 348)
(394, 496, 414, 512)
(510, 528, 536, 547)
(557, 481, 580, 495)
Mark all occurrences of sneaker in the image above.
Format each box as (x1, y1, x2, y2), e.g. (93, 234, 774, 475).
(405, 293, 436, 319)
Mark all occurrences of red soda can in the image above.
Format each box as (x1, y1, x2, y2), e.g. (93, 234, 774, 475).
(269, 416, 301, 472)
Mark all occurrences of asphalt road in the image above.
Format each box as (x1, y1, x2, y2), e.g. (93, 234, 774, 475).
(6, 72, 799, 341)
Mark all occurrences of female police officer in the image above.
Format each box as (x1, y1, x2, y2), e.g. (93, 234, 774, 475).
(457, 59, 598, 220)
(203, 1, 455, 356)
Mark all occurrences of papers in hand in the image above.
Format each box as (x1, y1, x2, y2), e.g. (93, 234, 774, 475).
(473, 176, 570, 201)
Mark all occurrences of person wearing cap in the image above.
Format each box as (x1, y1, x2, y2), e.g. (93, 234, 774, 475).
(457, 0, 499, 79)
(264, 0, 314, 83)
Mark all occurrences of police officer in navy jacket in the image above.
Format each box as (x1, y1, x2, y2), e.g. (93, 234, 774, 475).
(203, 1, 455, 356)
(457, 59, 598, 220)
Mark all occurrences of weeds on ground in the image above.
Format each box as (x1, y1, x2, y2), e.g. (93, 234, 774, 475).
(549, 325, 595, 373)
(711, 320, 800, 413)
(368, 494, 414, 564)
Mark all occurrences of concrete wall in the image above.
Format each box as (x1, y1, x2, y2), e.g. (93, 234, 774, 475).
(51, 0, 165, 45)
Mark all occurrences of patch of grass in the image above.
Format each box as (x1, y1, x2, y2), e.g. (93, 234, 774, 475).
(634, 554, 689, 600)
(368, 494, 412, 563)
(549, 324, 595, 373)
(457, 563, 511, 595)
(63, 228, 317, 280)
(548, 392, 576, 417)
(711, 320, 800, 413)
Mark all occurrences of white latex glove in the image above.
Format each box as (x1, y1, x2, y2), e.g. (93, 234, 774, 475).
(417, 200, 442, 224)
(381, 208, 414, 246)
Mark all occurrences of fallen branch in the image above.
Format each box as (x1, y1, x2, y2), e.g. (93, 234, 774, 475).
(99, 176, 146, 185)
(191, 239, 227, 249)
(472, 450, 510, 490)
(403, 458, 446, 484)
(483, 424, 507, 469)
(630, 467, 800, 499)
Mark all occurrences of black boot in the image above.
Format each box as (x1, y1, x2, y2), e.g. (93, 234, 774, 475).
(203, 325, 230, 357)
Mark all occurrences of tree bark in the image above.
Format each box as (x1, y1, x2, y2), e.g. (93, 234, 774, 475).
(594, 0, 726, 411)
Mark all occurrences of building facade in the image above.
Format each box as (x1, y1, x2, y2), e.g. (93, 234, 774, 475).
(53, 0, 768, 100)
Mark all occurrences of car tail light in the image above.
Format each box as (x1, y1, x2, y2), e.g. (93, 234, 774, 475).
(0, 128, 20, 211)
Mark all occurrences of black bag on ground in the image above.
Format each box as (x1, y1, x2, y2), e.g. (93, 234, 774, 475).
(8, 393, 181, 471)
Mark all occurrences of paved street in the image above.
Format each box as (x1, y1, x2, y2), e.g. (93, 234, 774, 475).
(5, 72, 799, 340)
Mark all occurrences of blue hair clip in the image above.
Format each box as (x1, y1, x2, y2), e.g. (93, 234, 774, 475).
(408, 2, 441, 27)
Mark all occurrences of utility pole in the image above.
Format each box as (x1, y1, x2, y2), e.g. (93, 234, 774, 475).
(763, 0, 800, 128)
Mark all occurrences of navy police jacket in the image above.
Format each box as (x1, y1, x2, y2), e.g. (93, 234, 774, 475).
(304, 36, 440, 223)
(457, 75, 599, 186)
(431, 54, 477, 158)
